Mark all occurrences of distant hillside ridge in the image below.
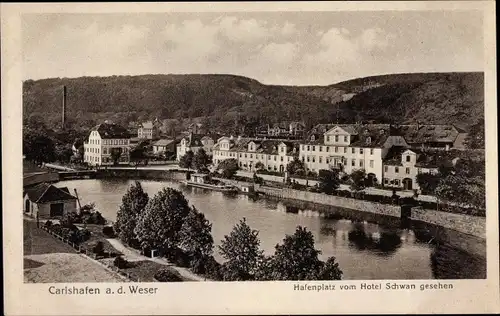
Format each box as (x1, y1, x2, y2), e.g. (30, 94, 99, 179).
(23, 72, 483, 134)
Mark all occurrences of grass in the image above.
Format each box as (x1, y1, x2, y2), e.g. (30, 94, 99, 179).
(121, 260, 167, 282)
(77, 224, 122, 255)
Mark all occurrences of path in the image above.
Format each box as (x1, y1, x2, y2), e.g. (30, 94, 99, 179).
(106, 238, 208, 281)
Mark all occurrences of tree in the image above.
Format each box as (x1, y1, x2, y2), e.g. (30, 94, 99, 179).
(216, 158, 239, 179)
(134, 188, 192, 253)
(110, 147, 123, 165)
(317, 257, 343, 280)
(23, 131, 56, 164)
(179, 150, 194, 169)
(193, 148, 210, 172)
(416, 172, 441, 195)
(55, 144, 74, 163)
(286, 157, 305, 176)
(114, 181, 149, 247)
(350, 169, 367, 192)
(179, 206, 214, 259)
(271, 226, 325, 280)
(255, 161, 265, 171)
(317, 169, 340, 194)
(218, 218, 263, 281)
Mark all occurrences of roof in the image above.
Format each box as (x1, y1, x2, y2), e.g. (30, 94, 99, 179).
(25, 183, 77, 203)
(289, 121, 306, 128)
(91, 122, 130, 139)
(394, 124, 460, 144)
(383, 146, 408, 166)
(153, 139, 175, 146)
(141, 121, 154, 129)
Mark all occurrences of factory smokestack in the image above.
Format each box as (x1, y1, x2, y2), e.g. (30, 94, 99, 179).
(61, 85, 67, 129)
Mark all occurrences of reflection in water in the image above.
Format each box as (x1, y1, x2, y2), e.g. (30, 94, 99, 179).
(58, 179, 486, 280)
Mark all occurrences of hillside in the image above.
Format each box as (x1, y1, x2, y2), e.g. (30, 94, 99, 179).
(23, 72, 484, 135)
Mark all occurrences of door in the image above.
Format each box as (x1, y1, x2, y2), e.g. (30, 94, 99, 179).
(50, 203, 64, 217)
(403, 178, 413, 190)
(25, 199, 30, 213)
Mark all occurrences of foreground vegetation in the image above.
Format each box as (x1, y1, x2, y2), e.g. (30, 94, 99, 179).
(114, 181, 343, 281)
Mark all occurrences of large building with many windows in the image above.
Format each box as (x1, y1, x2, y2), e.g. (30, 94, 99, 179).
(83, 122, 131, 166)
(212, 137, 300, 172)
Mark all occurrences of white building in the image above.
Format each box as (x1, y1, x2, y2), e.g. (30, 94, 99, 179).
(83, 122, 131, 166)
(212, 137, 300, 173)
(176, 133, 216, 161)
(137, 120, 160, 139)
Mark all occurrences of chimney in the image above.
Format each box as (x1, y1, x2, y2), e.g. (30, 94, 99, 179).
(61, 85, 67, 129)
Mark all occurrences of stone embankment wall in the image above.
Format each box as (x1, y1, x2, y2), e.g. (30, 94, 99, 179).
(410, 207, 485, 239)
(23, 172, 60, 188)
(96, 169, 187, 181)
(255, 185, 401, 218)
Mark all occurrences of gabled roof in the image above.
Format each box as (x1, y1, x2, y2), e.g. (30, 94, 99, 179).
(25, 183, 77, 203)
(141, 121, 154, 129)
(153, 139, 175, 146)
(90, 122, 130, 139)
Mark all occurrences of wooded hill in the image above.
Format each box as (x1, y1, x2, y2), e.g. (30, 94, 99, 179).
(23, 72, 484, 136)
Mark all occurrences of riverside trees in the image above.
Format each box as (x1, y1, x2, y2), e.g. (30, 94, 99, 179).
(117, 182, 343, 281)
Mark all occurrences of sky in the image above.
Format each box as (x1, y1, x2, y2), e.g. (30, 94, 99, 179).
(22, 11, 484, 85)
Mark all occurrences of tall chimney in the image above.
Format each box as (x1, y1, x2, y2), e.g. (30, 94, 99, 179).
(62, 85, 67, 129)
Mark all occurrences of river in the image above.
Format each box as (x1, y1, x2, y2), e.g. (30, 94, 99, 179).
(57, 178, 486, 280)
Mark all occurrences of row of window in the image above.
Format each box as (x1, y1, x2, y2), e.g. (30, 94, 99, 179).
(88, 138, 129, 145)
(214, 151, 292, 162)
(384, 165, 411, 174)
(301, 145, 374, 155)
(85, 147, 129, 155)
(326, 135, 349, 143)
(301, 156, 376, 169)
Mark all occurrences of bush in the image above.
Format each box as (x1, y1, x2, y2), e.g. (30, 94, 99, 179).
(93, 241, 104, 254)
(204, 256, 223, 281)
(154, 268, 184, 282)
(102, 226, 115, 237)
(113, 256, 129, 269)
(44, 220, 53, 229)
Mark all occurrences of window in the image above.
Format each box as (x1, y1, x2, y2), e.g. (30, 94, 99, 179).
(369, 160, 374, 168)
(319, 157, 322, 163)
(394, 179, 400, 186)
(370, 149, 374, 155)
(302, 157, 305, 162)
(352, 148, 355, 154)
(344, 147, 347, 153)
(351, 159, 355, 166)
(360, 160, 364, 167)
(334, 147, 338, 153)
(326, 147, 330, 152)
(360, 148, 364, 154)
(312, 146, 316, 151)
(326, 158, 330, 164)
(406, 155, 411, 162)
(250, 154, 253, 158)
(274, 156, 276, 161)
(319, 146, 323, 152)
(281, 157, 283, 162)
(268, 155, 271, 160)
(335, 135, 339, 142)
(384, 178, 389, 185)
(244, 154, 247, 158)
(307, 156, 310, 162)
(327, 136, 330, 142)
(395, 167, 399, 173)
(280, 147, 284, 152)
(344, 136, 348, 142)
(312, 156, 316, 162)
(307, 145, 310, 151)
(301, 145, 304, 151)
(406, 167, 410, 174)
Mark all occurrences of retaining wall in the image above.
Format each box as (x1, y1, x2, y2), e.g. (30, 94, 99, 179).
(96, 169, 187, 181)
(23, 172, 60, 188)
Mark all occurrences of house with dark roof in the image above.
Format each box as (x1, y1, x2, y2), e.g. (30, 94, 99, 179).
(176, 133, 217, 161)
(138, 119, 161, 139)
(256, 121, 306, 140)
(83, 121, 131, 166)
(382, 147, 441, 190)
(23, 183, 77, 219)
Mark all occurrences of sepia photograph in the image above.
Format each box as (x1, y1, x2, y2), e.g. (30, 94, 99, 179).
(3, 1, 499, 315)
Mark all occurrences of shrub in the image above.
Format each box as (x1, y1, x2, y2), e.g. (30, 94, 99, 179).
(80, 228, 91, 241)
(93, 241, 104, 254)
(44, 220, 53, 229)
(204, 256, 223, 281)
(113, 256, 129, 269)
(102, 226, 115, 238)
(154, 268, 184, 282)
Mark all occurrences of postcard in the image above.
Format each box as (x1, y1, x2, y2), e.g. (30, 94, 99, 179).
(2, 1, 499, 315)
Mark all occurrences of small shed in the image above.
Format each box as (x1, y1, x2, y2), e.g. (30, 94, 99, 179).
(240, 184, 255, 194)
(23, 183, 77, 219)
(190, 173, 210, 184)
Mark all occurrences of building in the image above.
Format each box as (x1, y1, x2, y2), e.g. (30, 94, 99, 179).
(299, 124, 407, 183)
(256, 121, 306, 140)
(152, 139, 176, 156)
(83, 122, 131, 166)
(24, 183, 77, 219)
(382, 147, 439, 190)
(176, 133, 215, 161)
(394, 124, 468, 151)
(213, 137, 300, 173)
(188, 123, 205, 134)
(137, 120, 160, 139)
